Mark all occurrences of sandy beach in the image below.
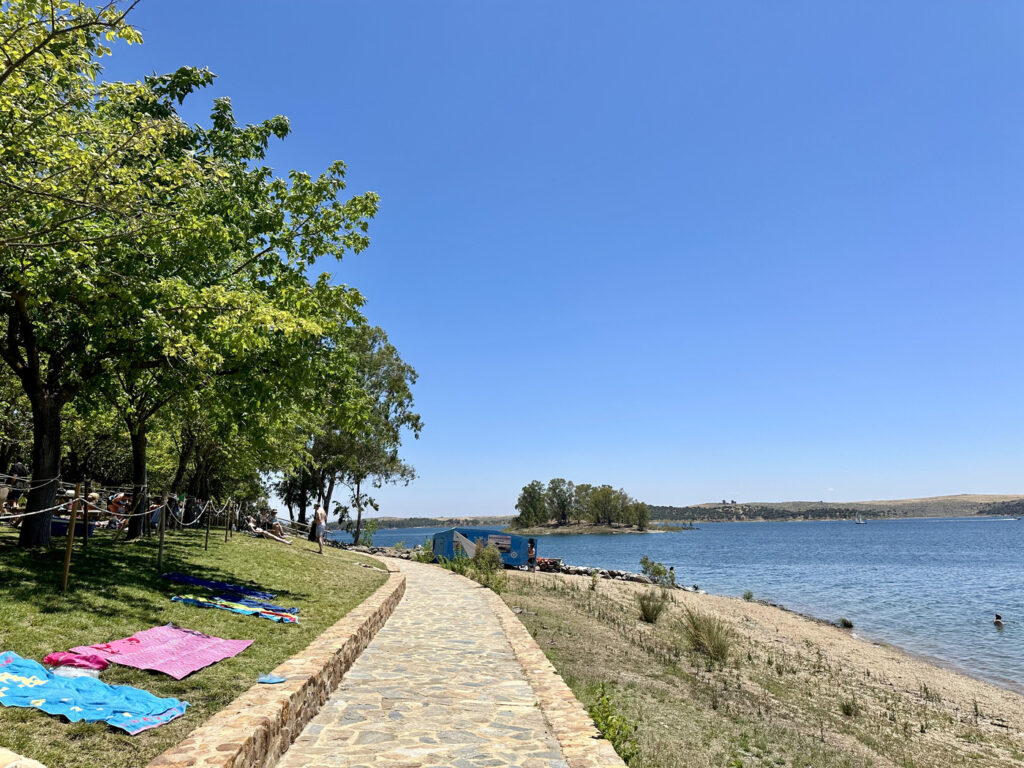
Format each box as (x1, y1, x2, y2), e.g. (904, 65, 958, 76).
(505, 570, 1024, 767)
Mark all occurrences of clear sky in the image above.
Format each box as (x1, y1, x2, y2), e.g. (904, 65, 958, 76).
(102, 2, 1024, 516)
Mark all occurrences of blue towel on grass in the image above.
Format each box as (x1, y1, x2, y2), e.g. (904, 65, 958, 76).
(161, 572, 275, 600)
(213, 594, 299, 615)
(0, 651, 187, 735)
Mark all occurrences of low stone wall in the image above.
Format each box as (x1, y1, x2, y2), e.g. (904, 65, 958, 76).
(0, 747, 46, 768)
(147, 563, 405, 768)
(480, 586, 627, 768)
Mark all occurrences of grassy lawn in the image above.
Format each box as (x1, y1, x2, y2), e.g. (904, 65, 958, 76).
(0, 526, 387, 768)
(503, 573, 1024, 768)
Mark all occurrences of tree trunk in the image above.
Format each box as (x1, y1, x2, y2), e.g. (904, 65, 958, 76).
(352, 479, 363, 546)
(0, 442, 16, 475)
(126, 424, 148, 541)
(298, 475, 309, 525)
(325, 474, 336, 513)
(19, 393, 62, 548)
(168, 427, 194, 496)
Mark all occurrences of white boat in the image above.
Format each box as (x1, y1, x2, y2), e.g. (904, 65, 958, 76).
(855, 511, 866, 525)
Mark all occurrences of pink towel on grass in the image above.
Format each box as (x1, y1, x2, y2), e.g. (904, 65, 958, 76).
(43, 651, 109, 670)
(70, 624, 253, 680)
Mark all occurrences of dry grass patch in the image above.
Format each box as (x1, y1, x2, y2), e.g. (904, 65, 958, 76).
(503, 571, 1024, 768)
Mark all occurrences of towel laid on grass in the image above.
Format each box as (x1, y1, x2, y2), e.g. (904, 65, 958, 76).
(0, 651, 187, 734)
(212, 594, 299, 615)
(172, 594, 299, 624)
(161, 572, 275, 600)
(70, 624, 253, 680)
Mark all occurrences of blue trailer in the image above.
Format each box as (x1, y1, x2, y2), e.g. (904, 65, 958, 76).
(432, 527, 532, 568)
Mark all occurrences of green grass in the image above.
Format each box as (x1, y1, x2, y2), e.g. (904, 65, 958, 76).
(0, 526, 387, 768)
(678, 605, 735, 666)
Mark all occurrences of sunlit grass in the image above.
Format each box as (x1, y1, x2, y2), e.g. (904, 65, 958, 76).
(0, 526, 386, 768)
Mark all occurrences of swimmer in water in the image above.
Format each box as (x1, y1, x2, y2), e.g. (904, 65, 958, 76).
(994, 613, 1004, 627)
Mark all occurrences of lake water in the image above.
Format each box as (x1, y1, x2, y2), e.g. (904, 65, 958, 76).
(331, 517, 1024, 692)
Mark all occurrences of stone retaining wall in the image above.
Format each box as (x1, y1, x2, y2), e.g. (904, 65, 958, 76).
(0, 747, 46, 768)
(148, 562, 405, 768)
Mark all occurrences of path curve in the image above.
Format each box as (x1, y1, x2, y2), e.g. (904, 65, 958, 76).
(277, 560, 568, 768)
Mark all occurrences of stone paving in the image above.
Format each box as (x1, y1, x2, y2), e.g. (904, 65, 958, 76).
(277, 561, 569, 768)
(0, 747, 46, 768)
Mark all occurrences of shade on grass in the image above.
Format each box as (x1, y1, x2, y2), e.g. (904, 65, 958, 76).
(0, 527, 387, 768)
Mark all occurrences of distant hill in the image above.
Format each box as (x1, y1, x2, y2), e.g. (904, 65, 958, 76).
(370, 515, 513, 530)
(650, 494, 1024, 523)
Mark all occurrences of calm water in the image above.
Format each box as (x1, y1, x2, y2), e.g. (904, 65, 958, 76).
(333, 518, 1024, 692)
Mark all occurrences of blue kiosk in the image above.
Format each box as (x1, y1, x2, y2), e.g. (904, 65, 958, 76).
(432, 527, 532, 568)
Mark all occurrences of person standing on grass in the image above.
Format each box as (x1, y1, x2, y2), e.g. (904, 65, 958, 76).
(314, 504, 328, 554)
(527, 538, 537, 572)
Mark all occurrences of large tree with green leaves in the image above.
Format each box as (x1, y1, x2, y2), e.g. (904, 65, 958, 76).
(546, 477, 575, 525)
(513, 480, 548, 527)
(1, 1, 381, 546)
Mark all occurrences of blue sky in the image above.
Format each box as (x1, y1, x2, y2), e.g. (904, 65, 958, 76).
(103, 2, 1024, 516)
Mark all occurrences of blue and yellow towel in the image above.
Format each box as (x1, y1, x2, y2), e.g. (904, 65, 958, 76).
(172, 594, 299, 624)
(0, 651, 187, 734)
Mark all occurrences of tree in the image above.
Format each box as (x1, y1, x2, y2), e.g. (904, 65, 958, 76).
(631, 500, 650, 531)
(513, 480, 547, 528)
(588, 485, 619, 526)
(572, 483, 593, 523)
(546, 478, 575, 525)
(0, 370, 31, 474)
(1, 3, 380, 546)
(332, 327, 421, 546)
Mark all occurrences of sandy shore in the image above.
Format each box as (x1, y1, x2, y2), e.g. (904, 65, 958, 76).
(506, 570, 1024, 767)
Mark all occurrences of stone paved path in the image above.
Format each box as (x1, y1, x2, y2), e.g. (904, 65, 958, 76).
(277, 560, 568, 768)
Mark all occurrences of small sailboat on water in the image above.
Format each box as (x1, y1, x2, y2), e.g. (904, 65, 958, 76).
(855, 511, 866, 524)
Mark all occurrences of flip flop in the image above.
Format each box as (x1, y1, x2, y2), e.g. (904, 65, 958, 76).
(258, 674, 286, 684)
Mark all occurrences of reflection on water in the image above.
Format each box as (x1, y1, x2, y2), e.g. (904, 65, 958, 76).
(333, 518, 1024, 691)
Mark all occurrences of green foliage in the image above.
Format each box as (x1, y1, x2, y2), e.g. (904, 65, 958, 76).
(742, 590, 754, 601)
(679, 606, 736, 666)
(358, 518, 379, 547)
(0, 0, 419, 548)
(512, 478, 649, 529)
(587, 683, 640, 764)
(637, 588, 670, 624)
(591, 569, 601, 591)
(639, 555, 674, 587)
(838, 617, 854, 629)
(840, 698, 860, 717)
(436, 542, 507, 592)
(413, 537, 435, 563)
(470, 540, 507, 593)
(649, 503, 879, 523)
(471, 539, 503, 574)
(438, 554, 471, 576)
(546, 478, 575, 525)
(513, 480, 548, 527)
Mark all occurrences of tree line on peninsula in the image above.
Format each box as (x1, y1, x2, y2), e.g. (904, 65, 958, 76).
(0, 1, 420, 549)
(511, 478, 650, 530)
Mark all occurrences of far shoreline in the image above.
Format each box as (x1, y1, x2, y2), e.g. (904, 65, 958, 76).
(505, 522, 669, 536)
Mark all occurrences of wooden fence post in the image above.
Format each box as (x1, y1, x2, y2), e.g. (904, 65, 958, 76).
(60, 483, 81, 592)
(157, 494, 167, 573)
(204, 496, 212, 550)
(82, 480, 91, 550)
